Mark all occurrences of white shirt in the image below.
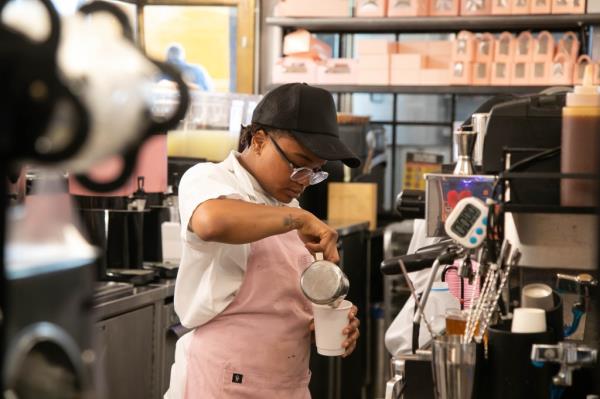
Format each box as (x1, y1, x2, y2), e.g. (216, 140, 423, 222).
(175, 151, 299, 329)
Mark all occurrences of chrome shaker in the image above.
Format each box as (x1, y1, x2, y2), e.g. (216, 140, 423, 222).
(453, 125, 477, 176)
(300, 253, 349, 308)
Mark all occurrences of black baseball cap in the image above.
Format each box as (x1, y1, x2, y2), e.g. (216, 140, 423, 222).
(252, 83, 361, 168)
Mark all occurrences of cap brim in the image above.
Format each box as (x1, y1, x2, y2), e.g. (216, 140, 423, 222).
(289, 131, 361, 168)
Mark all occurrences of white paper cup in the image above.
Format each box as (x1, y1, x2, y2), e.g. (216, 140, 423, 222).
(511, 307, 547, 333)
(312, 300, 353, 356)
(521, 283, 554, 311)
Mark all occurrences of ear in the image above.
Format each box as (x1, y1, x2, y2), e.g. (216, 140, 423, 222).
(251, 130, 268, 154)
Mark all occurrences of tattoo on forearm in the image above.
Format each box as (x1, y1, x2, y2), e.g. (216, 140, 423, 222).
(283, 214, 302, 230)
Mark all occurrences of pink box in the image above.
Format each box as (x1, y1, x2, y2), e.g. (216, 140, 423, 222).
(427, 40, 453, 56)
(274, 0, 350, 17)
(391, 53, 423, 69)
(461, 0, 492, 15)
(359, 68, 390, 85)
(356, 0, 388, 17)
(390, 68, 420, 85)
(317, 59, 358, 84)
(452, 31, 476, 62)
(492, 0, 512, 14)
(283, 29, 332, 60)
(552, 0, 585, 14)
(514, 31, 534, 62)
(491, 61, 512, 85)
(511, 0, 531, 14)
(511, 61, 531, 85)
(450, 61, 473, 85)
(272, 57, 318, 84)
(549, 54, 574, 85)
(356, 40, 397, 56)
(359, 54, 391, 69)
(475, 33, 496, 62)
(573, 55, 593, 85)
(556, 31, 580, 62)
(429, 0, 460, 16)
(494, 32, 516, 62)
(533, 31, 555, 62)
(69, 135, 168, 196)
(531, 61, 551, 85)
(472, 62, 492, 85)
(387, 0, 428, 16)
(531, 0, 552, 13)
(421, 56, 451, 85)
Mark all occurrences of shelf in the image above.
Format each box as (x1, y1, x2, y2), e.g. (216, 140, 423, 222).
(266, 14, 600, 33)
(504, 203, 598, 214)
(268, 84, 557, 95)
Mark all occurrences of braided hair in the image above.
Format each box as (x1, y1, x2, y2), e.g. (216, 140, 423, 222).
(238, 123, 291, 152)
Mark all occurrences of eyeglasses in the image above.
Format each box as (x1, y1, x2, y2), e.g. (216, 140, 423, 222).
(268, 134, 328, 185)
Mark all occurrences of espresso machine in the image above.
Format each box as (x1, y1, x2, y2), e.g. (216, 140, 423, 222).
(385, 90, 599, 399)
(69, 134, 180, 285)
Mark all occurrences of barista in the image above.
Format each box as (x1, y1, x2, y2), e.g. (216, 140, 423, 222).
(165, 83, 361, 399)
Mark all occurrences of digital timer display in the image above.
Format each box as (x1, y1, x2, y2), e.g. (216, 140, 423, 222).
(450, 203, 482, 237)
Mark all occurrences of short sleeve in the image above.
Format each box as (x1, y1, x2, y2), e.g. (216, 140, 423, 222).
(178, 163, 242, 242)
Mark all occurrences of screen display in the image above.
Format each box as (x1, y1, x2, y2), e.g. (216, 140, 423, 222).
(451, 204, 481, 237)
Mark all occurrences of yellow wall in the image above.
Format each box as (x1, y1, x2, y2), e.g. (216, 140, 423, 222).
(144, 6, 234, 92)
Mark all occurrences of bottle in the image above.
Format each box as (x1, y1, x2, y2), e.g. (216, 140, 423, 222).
(561, 65, 600, 207)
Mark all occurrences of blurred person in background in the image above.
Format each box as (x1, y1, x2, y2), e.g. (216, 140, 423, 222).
(165, 43, 215, 91)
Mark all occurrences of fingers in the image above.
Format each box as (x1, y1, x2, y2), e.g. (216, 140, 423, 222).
(348, 305, 358, 320)
(341, 315, 360, 358)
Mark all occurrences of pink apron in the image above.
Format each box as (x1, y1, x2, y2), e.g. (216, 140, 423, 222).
(183, 230, 315, 398)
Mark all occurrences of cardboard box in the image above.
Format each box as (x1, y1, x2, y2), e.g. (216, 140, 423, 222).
(274, 0, 351, 17)
(355, 0, 388, 17)
(317, 59, 358, 84)
(531, 0, 552, 13)
(494, 32, 516, 62)
(556, 31, 580, 61)
(272, 57, 319, 84)
(589, 0, 600, 13)
(421, 56, 451, 85)
(549, 54, 574, 85)
(356, 40, 397, 56)
(358, 54, 391, 69)
(429, 0, 460, 16)
(390, 67, 421, 85)
(515, 31, 534, 62)
(475, 33, 496, 62)
(512, 0, 531, 14)
(531, 61, 551, 85)
(594, 62, 600, 85)
(491, 61, 512, 85)
(387, 0, 429, 16)
(452, 31, 476, 61)
(461, 0, 492, 15)
(358, 68, 390, 85)
(450, 61, 473, 84)
(533, 31, 555, 62)
(492, 0, 512, 14)
(472, 61, 492, 85)
(283, 29, 332, 60)
(511, 61, 531, 85)
(573, 55, 593, 85)
(328, 182, 377, 230)
(552, 0, 586, 14)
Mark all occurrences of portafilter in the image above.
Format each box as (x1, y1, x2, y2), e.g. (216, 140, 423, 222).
(300, 253, 349, 308)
